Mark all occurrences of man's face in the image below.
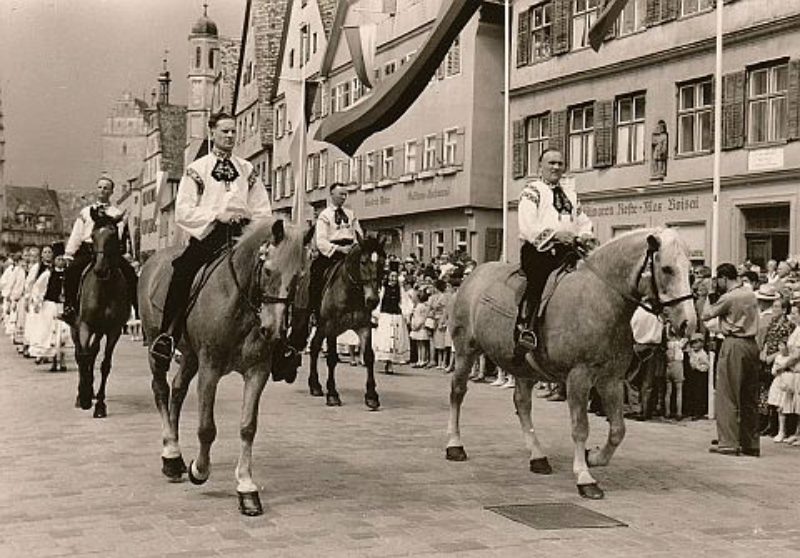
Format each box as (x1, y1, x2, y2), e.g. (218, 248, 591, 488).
(212, 118, 236, 153)
(540, 150, 565, 184)
(330, 185, 348, 207)
(96, 179, 114, 203)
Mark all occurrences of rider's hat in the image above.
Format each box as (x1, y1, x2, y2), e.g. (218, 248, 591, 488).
(51, 241, 65, 257)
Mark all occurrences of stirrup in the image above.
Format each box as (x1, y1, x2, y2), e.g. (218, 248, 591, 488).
(150, 334, 175, 368)
(517, 328, 538, 352)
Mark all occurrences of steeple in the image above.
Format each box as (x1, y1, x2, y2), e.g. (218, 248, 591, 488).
(158, 51, 171, 105)
(187, 4, 220, 142)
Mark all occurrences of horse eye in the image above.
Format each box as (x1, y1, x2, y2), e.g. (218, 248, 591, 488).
(662, 266, 674, 275)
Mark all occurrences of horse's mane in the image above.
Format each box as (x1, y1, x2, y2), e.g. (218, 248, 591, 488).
(358, 236, 385, 256)
(592, 227, 688, 258)
(234, 217, 306, 270)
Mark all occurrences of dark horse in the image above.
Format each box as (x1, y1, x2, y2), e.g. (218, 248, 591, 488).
(72, 207, 130, 418)
(289, 236, 386, 409)
(446, 228, 697, 499)
(139, 219, 311, 516)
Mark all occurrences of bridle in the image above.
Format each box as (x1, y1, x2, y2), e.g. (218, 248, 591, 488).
(580, 242, 694, 317)
(342, 245, 381, 292)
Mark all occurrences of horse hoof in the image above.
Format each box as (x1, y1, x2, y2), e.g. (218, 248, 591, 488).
(577, 483, 605, 500)
(93, 402, 107, 418)
(529, 457, 553, 475)
(326, 394, 342, 407)
(365, 394, 380, 411)
(161, 456, 187, 481)
(237, 491, 264, 517)
(446, 446, 468, 461)
(309, 386, 324, 397)
(187, 461, 208, 485)
(77, 393, 93, 411)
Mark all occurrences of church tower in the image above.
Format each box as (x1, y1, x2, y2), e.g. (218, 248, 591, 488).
(0, 86, 5, 187)
(186, 2, 219, 142)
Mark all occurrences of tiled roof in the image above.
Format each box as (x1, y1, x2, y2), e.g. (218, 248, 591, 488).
(1, 185, 64, 232)
(218, 37, 241, 114)
(250, 0, 290, 146)
(317, 0, 340, 38)
(156, 104, 187, 181)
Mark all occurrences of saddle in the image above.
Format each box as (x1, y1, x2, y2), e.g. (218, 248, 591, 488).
(148, 247, 231, 316)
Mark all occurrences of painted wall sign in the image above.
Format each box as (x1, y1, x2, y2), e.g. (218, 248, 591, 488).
(748, 147, 784, 171)
(583, 194, 702, 218)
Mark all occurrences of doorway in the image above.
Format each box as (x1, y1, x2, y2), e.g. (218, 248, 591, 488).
(742, 205, 790, 267)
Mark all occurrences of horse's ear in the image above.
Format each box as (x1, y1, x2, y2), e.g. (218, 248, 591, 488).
(272, 219, 285, 244)
(647, 234, 661, 253)
(303, 223, 315, 246)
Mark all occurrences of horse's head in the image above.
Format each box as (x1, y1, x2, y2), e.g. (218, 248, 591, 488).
(348, 235, 386, 310)
(90, 207, 123, 281)
(639, 229, 697, 337)
(255, 219, 313, 340)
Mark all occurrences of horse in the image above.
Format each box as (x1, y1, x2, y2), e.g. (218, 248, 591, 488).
(138, 219, 312, 516)
(288, 236, 386, 409)
(445, 228, 697, 499)
(72, 208, 131, 419)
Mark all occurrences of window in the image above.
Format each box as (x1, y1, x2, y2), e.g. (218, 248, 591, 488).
(432, 231, 445, 257)
(454, 229, 468, 255)
(306, 154, 316, 192)
(405, 140, 418, 174)
(444, 128, 458, 166)
(313, 32, 318, 54)
(384, 61, 397, 76)
(275, 103, 286, 138)
(365, 151, 376, 183)
(349, 156, 360, 184)
(332, 81, 352, 112)
(195, 47, 201, 69)
(382, 146, 394, 178)
(531, 3, 552, 62)
(572, 0, 598, 50)
(334, 159, 346, 183)
(351, 77, 363, 103)
(274, 166, 283, 200)
(677, 79, 713, 154)
(681, 0, 713, 16)
(122, 142, 128, 155)
(568, 104, 594, 170)
(748, 63, 789, 144)
(289, 49, 295, 68)
(617, 0, 645, 36)
(445, 36, 461, 76)
(423, 135, 437, 170)
(300, 25, 310, 66)
(208, 48, 215, 69)
(526, 113, 550, 176)
(413, 232, 425, 260)
(616, 93, 646, 164)
(318, 150, 328, 188)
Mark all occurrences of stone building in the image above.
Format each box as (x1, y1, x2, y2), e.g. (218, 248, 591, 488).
(0, 184, 65, 255)
(100, 91, 149, 188)
(509, 0, 800, 267)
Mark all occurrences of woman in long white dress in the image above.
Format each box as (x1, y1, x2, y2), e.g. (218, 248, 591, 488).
(372, 269, 410, 373)
(29, 248, 71, 370)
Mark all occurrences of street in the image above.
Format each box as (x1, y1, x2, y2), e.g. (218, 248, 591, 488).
(1, 337, 799, 558)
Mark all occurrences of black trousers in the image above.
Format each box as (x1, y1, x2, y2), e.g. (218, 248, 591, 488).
(519, 242, 567, 325)
(633, 343, 666, 419)
(308, 251, 345, 315)
(64, 242, 138, 313)
(160, 222, 246, 339)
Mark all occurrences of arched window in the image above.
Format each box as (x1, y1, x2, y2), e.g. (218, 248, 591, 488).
(195, 46, 202, 69)
(122, 142, 128, 155)
(208, 48, 215, 69)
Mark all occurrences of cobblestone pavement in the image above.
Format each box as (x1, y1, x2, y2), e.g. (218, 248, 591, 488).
(1, 336, 799, 558)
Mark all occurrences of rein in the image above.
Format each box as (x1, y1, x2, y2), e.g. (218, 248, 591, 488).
(579, 245, 694, 317)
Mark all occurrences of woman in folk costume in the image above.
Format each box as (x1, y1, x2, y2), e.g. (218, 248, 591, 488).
(5, 252, 27, 337)
(29, 243, 71, 370)
(24, 245, 54, 359)
(372, 262, 411, 373)
(1, 254, 22, 332)
(14, 246, 42, 349)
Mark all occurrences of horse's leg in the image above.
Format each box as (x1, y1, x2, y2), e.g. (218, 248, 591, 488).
(93, 329, 121, 418)
(445, 345, 477, 461)
(188, 365, 221, 485)
(308, 329, 324, 397)
(159, 351, 198, 480)
(75, 326, 97, 410)
(360, 327, 379, 410)
(234, 368, 269, 516)
(325, 332, 342, 406)
(589, 375, 626, 468)
(567, 367, 604, 499)
(513, 376, 552, 474)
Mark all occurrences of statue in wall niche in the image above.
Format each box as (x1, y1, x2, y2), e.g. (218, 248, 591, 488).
(651, 120, 668, 179)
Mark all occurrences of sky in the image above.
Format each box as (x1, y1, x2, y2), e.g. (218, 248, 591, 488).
(0, 0, 245, 191)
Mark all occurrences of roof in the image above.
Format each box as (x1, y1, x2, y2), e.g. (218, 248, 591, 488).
(1, 184, 64, 232)
(191, 14, 219, 37)
(155, 104, 187, 181)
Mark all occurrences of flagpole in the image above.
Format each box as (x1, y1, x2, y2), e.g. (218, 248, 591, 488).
(296, 74, 307, 225)
(501, 0, 510, 263)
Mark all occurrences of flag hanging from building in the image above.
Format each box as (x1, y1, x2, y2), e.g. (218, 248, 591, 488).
(589, 0, 631, 51)
(343, 24, 377, 89)
(288, 78, 307, 225)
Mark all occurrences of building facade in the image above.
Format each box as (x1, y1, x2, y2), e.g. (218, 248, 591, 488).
(0, 87, 5, 190)
(509, 0, 800, 267)
(100, 91, 149, 188)
(272, 0, 505, 262)
(0, 184, 65, 255)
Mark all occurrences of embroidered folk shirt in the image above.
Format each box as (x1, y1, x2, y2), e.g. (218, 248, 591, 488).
(518, 179, 593, 248)
(176, 151, 272, 240)
(65, 203, 125, 257)
(315, 205, 363, 258)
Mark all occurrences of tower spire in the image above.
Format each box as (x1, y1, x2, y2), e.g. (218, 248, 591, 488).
(203, 1, 208, 17)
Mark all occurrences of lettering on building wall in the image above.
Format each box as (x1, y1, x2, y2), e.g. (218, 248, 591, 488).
(407, 186, 450, 202)
(584, 195, 700, 218)
(365, 193, 391, 207)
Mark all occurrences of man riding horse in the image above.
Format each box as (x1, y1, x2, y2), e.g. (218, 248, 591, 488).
(516, 148, 596, 357)
(62, 176, 137, 326)
(149, 112, 272, 370)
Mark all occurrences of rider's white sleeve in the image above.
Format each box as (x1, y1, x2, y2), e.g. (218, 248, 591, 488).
(175, 174, 219, 240)
(246, 172, 273, 221)
(315, 213, 336, 258)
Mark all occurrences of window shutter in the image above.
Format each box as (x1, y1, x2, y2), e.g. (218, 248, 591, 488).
(343, 159, 350, 183)
(517, 8, 530, 67)
(312, 86, 322, 120)
(662, 0, 679, 22)
(551, 0, 571, 55)
(375, 151, 384, 180)
(396, 143, 405, 176)
(436, 61, 445, 80)
(512, 119, 526, 179)
(722, 70, 745, 150)
(549, 109, 567, 154)
(357, 155, 364, 185)
(437, 133, 445, 167)
(645, 0, 661, 26)
(593, 100, 614, 168)
(787, 60, 800, 141)
(321, 86, 329, 117)
(455, 128, 466, 166)
(323, 151, 331, 187)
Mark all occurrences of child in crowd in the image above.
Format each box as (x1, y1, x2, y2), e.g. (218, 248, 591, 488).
(685, 332, 710, 419)
(664, 323, 686, 420)
(410, 290, 431, 368)
(428, 279, 448, 369)
(372, 267, 410, 373)
(768, 340, 796, 442)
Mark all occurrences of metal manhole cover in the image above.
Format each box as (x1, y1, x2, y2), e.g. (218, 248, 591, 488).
(486, 503, 627, 530)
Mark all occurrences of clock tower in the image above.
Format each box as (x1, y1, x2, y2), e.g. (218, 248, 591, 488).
(186, 2, 219, 142)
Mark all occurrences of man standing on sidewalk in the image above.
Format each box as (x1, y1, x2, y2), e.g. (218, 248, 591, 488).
(630, 305, 665, 421)
(702, 263, 760, 457)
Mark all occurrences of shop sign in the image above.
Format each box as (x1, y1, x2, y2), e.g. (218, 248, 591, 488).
(583, 195, 702, 218)
(748, 147, 784, 171)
